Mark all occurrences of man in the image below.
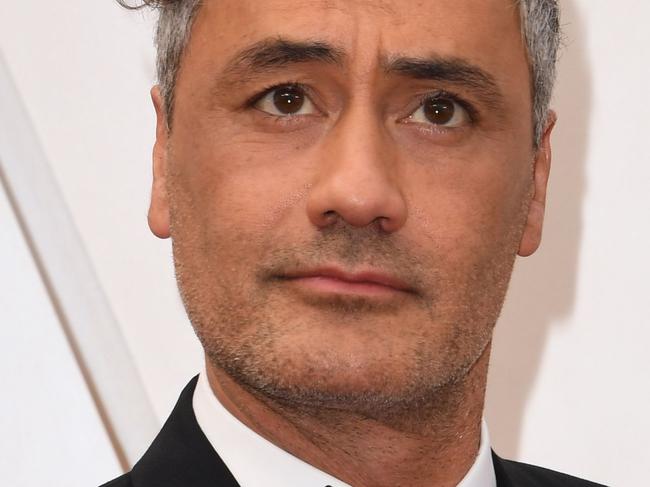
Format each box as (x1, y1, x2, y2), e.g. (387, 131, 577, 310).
(103, 0, 604, 485)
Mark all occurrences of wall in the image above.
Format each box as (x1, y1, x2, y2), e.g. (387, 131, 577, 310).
(0, 159, 121, 485)
(0, 1, 647, 485)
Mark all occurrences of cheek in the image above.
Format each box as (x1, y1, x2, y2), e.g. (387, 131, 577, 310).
(167, 130, 312, 266)
(405, 145, 532, 262)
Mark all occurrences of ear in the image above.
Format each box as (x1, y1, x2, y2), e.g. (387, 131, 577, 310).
(518, 111, 557, 257)
(148, 86, 171, 239)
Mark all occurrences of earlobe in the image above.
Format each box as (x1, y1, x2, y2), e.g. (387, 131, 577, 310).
(148, 86, 171, 239)
(518, 111, 557, 257)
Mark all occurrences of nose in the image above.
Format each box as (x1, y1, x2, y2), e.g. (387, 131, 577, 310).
(306, 109, 408, 233)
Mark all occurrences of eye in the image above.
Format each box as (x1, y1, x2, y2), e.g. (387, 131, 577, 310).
(408, 96, 470, 127)
(254, 84, 317, 116)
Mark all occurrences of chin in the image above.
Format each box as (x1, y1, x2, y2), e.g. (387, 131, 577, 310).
(207, 329, 481, 420)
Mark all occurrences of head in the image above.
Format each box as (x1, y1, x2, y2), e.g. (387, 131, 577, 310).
(129, 0, 560, 417)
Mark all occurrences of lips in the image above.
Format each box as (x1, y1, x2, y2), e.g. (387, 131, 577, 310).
(280, 266, 415, 295)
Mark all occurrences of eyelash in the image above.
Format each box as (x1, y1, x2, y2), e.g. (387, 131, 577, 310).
(413, 90, 478, 124)
(244, 81, 316, 129)
(246, 81, 307, 108)
(246, 82, 478, 126)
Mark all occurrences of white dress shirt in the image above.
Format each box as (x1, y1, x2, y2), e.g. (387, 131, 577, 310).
(193, 370, 497, 487)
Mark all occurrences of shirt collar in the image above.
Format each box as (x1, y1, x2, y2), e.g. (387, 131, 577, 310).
(193, 370, 496, 487)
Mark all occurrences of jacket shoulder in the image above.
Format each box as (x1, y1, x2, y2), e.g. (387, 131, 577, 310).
(496, 456, 608, 487)
(98, 472, 133, 487)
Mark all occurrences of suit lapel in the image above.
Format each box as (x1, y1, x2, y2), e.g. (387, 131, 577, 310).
(492, 451, 515, 487)
(131, 376, 241, 487)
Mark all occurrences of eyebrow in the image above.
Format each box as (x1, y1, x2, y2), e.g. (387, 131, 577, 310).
(222, 38, 345, 78)
(385, 56, 504, 109)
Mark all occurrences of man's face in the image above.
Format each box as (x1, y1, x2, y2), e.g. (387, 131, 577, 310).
(149, 0, 551, 412)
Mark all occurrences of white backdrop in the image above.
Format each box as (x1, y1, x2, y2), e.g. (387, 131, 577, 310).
(1, 1, 648, 485)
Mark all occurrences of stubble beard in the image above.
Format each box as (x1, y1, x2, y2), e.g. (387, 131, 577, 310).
(171, 218, 522, 426)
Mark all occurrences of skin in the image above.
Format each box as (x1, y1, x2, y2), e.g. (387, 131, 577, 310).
(147, 0, 556, 485)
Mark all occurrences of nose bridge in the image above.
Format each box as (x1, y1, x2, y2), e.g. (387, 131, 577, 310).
(332, 100, 388, 181)
(306, 101, 408, 233)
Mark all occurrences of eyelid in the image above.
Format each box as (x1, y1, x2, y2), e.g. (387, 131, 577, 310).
(248, 82, 319, 117)
(407, 90, 477, 126)
(247, 82, 299, 106)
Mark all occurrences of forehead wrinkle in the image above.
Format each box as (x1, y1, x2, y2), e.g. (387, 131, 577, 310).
(266, 0, 396, 14)
(205, 0, 413, 90)
(208, 3, 511, 112)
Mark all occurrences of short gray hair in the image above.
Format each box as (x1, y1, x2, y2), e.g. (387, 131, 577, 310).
(120, 0, 560, 145)
(518, 0, 561, 145)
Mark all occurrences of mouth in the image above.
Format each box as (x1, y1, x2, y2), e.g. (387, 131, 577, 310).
(277, 266, 416, 298)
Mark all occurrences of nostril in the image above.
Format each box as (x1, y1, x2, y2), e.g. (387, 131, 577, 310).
(306, 171, 408, 232)
(319, 210, 338, 226)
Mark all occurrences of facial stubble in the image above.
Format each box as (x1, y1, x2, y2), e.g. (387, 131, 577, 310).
(169, 180, 530, 427)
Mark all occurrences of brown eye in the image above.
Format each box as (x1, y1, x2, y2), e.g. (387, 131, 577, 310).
(407, 95, 469, 128)
(423, 98, 456, 125)
(254, 84, 316, 117)
(273, 86, 305, 114)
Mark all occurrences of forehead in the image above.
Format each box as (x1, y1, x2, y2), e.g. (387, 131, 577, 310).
(189, 0, 526, 69)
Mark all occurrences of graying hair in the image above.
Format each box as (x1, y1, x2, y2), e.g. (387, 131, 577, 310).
(518, 0, 561, 145)
(121, 0, 560, 146)
(152, 0, 202, 126)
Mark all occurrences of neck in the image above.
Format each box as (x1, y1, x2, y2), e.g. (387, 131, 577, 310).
(205, 346, 491, 487)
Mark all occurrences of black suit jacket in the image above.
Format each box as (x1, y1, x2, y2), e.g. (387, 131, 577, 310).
(100, 377, 607, 487)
